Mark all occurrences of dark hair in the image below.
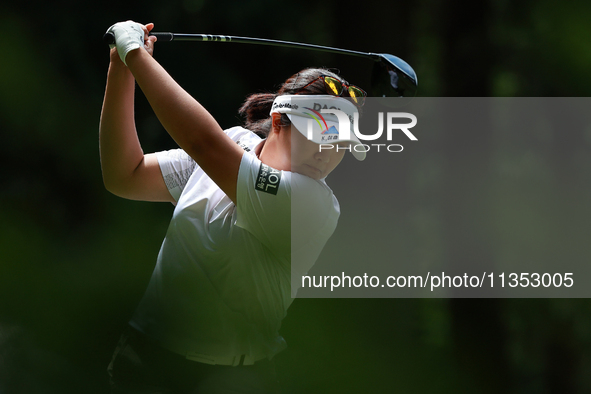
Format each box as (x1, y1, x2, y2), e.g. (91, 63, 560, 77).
(238, 68, 346, 138)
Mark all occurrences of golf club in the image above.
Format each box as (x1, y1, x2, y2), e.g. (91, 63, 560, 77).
(104, 32, 418, 97)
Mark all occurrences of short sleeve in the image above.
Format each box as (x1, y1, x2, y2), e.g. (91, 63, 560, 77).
(236, 152, 340, 265)
(156, 149, 198, 202)
(235, 153, 291, 255)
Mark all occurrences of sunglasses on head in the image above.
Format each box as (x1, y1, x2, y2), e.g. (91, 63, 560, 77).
(298, 75, 367, 106)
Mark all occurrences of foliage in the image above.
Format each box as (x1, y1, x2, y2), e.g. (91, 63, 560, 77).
(1, 0, 591, 392)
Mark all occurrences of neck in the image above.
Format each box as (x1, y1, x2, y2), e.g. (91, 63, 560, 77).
(258, 129, 291, 171)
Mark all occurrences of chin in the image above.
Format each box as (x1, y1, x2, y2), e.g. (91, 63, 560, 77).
(294, 166, 323, 180)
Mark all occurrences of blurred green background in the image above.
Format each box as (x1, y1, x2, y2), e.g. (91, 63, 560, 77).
(2, 0, 591, 393)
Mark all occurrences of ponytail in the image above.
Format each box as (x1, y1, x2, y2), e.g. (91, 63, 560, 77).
(238, 93, 277, 138)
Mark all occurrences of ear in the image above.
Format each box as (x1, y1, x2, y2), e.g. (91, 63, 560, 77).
(271, 112, 283, 134)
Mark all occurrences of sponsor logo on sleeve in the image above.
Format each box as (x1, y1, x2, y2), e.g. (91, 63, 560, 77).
(255, 163, 281, 195)
(236, 140, 251, 152)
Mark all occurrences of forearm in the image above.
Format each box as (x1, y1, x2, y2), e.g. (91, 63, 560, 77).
(124, 48, 227, 159)
(99, 56, 144, 193)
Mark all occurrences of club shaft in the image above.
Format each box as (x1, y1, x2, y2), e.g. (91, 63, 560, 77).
(104, 31, 379, 61)
(162, 33, 374, 58)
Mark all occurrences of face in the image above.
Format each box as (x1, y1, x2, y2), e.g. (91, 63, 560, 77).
(290, 125, 347, 180)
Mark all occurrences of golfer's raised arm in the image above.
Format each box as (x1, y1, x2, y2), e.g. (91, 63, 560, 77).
(123, 28, 244, 203)
(99, 43, 173, 203)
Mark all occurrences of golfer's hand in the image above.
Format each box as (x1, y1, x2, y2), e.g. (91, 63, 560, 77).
(142, 23, 157, 57)
(109, 22, 156, 66)
(106, 21, 157, 65)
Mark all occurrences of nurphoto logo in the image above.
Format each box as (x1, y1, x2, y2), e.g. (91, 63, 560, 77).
(310, 109, 417, 154)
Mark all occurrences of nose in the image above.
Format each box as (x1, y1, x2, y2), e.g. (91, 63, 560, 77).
(314, 148, 332, 163)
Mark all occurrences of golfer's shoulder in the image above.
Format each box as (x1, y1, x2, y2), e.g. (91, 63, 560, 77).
(290, 174, 339, 211)
(290, 173, 333, 193)
(155, 148, 199, 178)
(291, 175, 339, 239)
(225, 126, 261, 144)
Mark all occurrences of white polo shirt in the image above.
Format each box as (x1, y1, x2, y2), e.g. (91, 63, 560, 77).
(129, 126, 340, 360)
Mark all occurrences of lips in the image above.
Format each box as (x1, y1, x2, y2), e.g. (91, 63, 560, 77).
(304, 164, 323, 177)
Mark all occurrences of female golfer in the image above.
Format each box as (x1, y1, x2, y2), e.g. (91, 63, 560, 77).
(100, 21, 366, 393)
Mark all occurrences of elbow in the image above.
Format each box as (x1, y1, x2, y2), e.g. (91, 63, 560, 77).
(102, 179, 118, 196)
(102, 175, 126, 197)
(100, 160, 133, 198)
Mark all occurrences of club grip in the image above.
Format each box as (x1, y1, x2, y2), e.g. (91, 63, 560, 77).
(103, 31, 174, 46)
(103, 32, 115, 45)
(150, 32, 174, 41)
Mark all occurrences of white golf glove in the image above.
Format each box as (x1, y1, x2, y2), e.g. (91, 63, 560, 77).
(105, 21, 145, 66)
